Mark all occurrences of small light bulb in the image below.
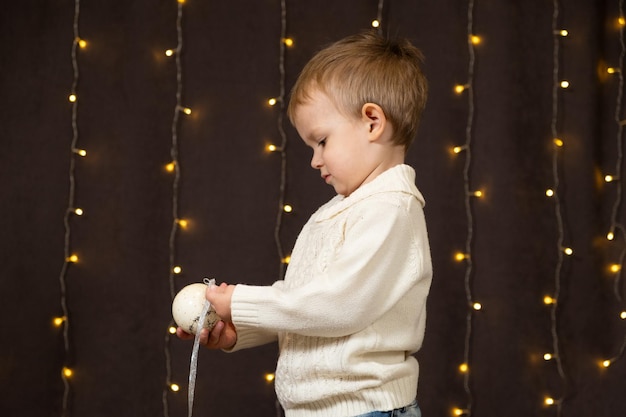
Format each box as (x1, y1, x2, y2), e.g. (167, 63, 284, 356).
(168, 326, 177, 334)
(177, 219, 188, 229)
(62, 367, 73, 378)
(553, 138, 564, 147)
(67, 254, 79, 263)
(182, 107, 192, 115)
(472, 302, 482, 311)
(53, 316, 66, 327)
(458, 363, 468, 373)
(267, 144, 278, 152)
(546, 189, 554, 197)
(605, 175, 615, 182)
(165, 162, 176, 172)
(560, 80, 570, 89)
(619, 17, 626, 26)
(282, 255, 291, 264)
(283, 204, 293, 213)
(543, 353, 553, 360)
(610, 264, 621, 273)
(283, 38, 294, 47)
(470, 35, 481, 44)
(620, 311, 626, 319)
(170, 383, 180, 392)
(268, 98, 277, 106)
(73, 148, 87, 157)
(452, 408, 466, 416)
(545, 397, 555, 406)
(74, 208, 84, 216)
(472, 190, 483, 197)
(602, 359, 611, 368)
(78, 38, 87, 48)
(454, 84, 467, 94)
(173, 266, 182, 274)
(371, 19, 380, 28)
(165, 49, 175, 57)
(453, 146, 464, 154)
(265, 373, 275, 382)
(454, 252, 468, 262)
(177, 0, 185, 4)
(563, 247, 573, 256)
(607, 67, 619, 74)
(559, 29, 568, 37)
(544, 296, 555, 305)
(608, 231, 615, 240)
(69, 94, 77, 102)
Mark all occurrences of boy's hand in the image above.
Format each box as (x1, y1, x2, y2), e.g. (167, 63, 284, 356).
(176, 320, 237, 350)
(205, 282, 235, 322)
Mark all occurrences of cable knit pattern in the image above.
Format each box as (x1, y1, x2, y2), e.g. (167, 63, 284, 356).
(230, 164, 432, 417)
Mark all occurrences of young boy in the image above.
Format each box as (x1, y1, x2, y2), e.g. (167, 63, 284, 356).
(178, 31, 432, 417)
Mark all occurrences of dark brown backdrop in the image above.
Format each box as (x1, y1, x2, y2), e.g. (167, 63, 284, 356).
(1, 0, 625, 416)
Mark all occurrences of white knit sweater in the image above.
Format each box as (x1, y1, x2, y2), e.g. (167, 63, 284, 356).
(230, 164, 433, 417)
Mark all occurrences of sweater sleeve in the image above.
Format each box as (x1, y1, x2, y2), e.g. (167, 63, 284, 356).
(230, 193, 431, 339)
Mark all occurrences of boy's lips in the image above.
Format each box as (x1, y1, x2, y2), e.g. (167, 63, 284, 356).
(322, 174, 331, 183)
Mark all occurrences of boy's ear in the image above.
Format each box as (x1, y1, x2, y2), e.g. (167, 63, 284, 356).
(361, 102, 387, 142)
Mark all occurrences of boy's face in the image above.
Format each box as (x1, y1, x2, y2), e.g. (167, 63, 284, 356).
(293, 89, 381, 197)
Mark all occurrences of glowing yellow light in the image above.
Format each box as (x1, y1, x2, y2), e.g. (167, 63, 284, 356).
(452, 408, 466, 416)
(560, 80, 570, 89)
(165, 49, 175, 57)
(553, 138, 564, 147)
(472, 190, 483, 197)
(267, 144, 278, 152)
(545, 189, 554, 197)
(177, 219, 188, 229)
(559, 29, 568, 37)
(454, 84, 467, 94)
(607, 67, 619, 74)
(283, 38, 294, 47)
(371, 19, 380, 28)
(68, 94, 77, 102)
(73, 148, 87, 157)
(454, 252, 468, 262)
(610, 264, 621, 273)
(563, 247, 573, 256)
(605, 175, 615, 182)
(53, 316, 66, 327)
(619, 17, 626, 26)
(177, 0, 185, 4)
(472, 302, 482, 311)
(62, 367, 73, 378)
(67, 254, 79, 263)
(608, 231, 615, 240)
(602, 359, 611, 368)
(74, 208, 84, 216)
(265, 373, 275, 382)
(470, 35, 481, 44)
(544, 296, 555, 305)
(165, 162, 176, 172)
(268, 98, 277, 106)
(173, 266, 182, 274)
(545, 397, 555, 406)
(453, 146, 464, 154)
(458, 363, 468, 373)
(543, 353, 553, 360)
(78, 38, 87, 48)
(620, 311, 626, 319)
(170, 383, 180, 392)
(168, 326, 177, 334)
(282, 255, 291, 264)
(182, 107, 192, 115)
(283, 204, 293, 213)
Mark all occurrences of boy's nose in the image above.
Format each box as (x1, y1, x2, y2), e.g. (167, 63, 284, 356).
(310, 152, 322, 169)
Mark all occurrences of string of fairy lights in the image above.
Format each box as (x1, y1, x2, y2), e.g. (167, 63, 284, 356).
(162, 0, 191, 415)
(55, 0, 86, 415)
(602, 0, 626, 369)
(541, 1, 570, 414)
(450, 0, 481, 415)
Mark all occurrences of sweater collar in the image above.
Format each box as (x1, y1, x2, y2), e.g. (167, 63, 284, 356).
(313, 164, 424, 222)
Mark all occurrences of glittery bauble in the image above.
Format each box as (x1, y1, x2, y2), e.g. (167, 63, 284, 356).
(172, 283, 221, 335)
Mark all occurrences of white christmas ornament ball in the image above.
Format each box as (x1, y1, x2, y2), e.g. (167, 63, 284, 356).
(172, 283, 221, 335)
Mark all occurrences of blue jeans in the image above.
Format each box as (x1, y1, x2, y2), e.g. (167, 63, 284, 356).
(354, 400, 421, 417)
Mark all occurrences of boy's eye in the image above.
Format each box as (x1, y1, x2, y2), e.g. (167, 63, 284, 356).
(318, 138, 326, 146)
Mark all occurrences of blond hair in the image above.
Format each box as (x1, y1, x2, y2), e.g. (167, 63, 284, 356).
(287, 31, 428, 150)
